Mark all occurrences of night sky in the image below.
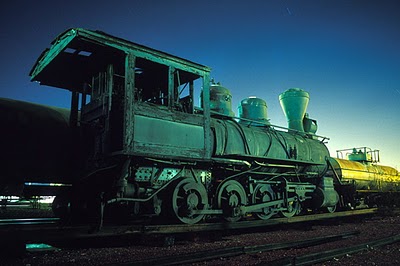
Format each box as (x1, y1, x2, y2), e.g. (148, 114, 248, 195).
(1, 0, 399, 168)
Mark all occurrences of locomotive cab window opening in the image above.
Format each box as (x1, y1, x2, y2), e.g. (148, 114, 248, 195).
(133, 58, 168, 106)
(133, 57, 198, 114)
(80, 64, 123, 112)
(175, 71, 196, 114)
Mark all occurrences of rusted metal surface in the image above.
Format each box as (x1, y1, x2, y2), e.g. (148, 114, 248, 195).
(30, 28, 213, 162)
(30, 28, 211, 91)
(211, 118, 330, 168)
(133, 114, 205, 158)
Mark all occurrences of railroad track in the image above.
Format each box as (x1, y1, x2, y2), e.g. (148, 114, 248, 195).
(269, 234, 400, 265)
(0, 208, 378, 257)
(124, 232, 400, 266)
(127, 231, 360, 266)
(0, 208, 378, 237)
(136, 208, 377, 234)
(2, 207, 398, 265)
(0, 208, 377, 237)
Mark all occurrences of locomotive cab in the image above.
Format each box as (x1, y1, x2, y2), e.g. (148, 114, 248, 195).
(30, 28, 216, 225)
(30, 28, 213, 166)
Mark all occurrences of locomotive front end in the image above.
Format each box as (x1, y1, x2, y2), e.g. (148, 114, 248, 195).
(210, 87, 337, 217)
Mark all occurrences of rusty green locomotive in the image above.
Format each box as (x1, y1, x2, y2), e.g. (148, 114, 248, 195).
(1, 28, 399, 225)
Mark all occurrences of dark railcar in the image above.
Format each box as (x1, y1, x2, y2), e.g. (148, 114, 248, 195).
(0, 98, 78, 196)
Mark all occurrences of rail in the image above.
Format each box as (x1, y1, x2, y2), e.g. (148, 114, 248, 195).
(270, 234, 400, 266)
(123, 231, 360, 265)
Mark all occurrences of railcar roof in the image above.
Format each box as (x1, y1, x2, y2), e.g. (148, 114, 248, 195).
(29, 28, 211, 92)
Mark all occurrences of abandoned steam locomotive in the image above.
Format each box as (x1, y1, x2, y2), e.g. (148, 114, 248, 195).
(1, 28, 399, 225)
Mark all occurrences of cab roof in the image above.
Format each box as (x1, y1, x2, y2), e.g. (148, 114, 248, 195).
(30, 28, 211, 92)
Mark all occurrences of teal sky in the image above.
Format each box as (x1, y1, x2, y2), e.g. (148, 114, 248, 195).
(1, 0, 399, 168)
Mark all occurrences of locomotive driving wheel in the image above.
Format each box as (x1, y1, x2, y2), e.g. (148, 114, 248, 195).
(171, 178, 208, 224)
(280, 198, 301, 218)
(217, 180, 247, 222)
(252, 184, 277, 220)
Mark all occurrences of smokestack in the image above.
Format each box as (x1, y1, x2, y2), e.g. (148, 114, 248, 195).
(279, 88, 309, 132)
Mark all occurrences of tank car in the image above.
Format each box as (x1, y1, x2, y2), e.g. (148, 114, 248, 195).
(25, 28, 344, 227)
(328, 147, 400, 207)
(0, 98, 79, 198)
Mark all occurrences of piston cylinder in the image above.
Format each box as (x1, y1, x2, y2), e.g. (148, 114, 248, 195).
(313, 177, 339, 208)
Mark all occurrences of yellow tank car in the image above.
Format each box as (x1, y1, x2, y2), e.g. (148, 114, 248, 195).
(328, 147, 400, 207)
(329, 157, 400, 192)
